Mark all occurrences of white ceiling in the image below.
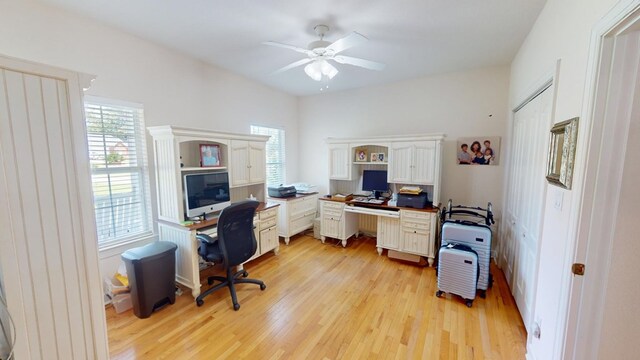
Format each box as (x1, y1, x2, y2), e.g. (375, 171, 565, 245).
(39, 0, 546, 96)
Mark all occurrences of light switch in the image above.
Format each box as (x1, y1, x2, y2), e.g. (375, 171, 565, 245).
(554, 190, 563, 210)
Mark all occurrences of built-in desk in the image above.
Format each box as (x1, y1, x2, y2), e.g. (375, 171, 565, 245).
(319, 198, 439, 266)
(158, 202, 280, 298)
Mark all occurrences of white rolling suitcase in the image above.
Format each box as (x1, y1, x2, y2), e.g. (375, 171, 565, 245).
(441, 221, 492, 294)
(436, 244, 479, 307)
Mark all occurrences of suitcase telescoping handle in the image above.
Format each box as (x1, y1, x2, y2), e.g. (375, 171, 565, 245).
(441, 199, 495, 226)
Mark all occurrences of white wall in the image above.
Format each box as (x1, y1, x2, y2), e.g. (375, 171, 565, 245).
(298, 66, 509, 215)
(0, 0, 299, 279)
(507, 0, 620, 359)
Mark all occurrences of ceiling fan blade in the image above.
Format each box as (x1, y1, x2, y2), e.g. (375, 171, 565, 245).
(326, 32, 368, 54)
(272, 58, 313, 74)
(263, 41, 313, 56)
(333, 55, 386, 71)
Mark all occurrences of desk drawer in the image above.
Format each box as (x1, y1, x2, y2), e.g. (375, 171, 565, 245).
(401, 221, 430, 232)
(260, 217, 277, 231)
(401, 210, 432, 222)
(321, 201, 344, 211)
(291, 212, 315, 233)
(322, 208, 343, 218)
(259, 207, 278, 220)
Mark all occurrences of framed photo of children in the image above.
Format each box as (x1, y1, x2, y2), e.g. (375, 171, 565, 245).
(456, 137, 501, 165)
(200, 144, 221, 167)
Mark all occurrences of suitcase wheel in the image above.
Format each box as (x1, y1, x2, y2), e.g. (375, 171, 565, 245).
(465, 300, 473, 308)
(435, 290, 444, 298)
(479, 290, 486, 299)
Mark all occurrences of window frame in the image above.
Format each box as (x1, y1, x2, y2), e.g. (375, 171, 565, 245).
(250, 125, 286, 186)
(84, 96, 154, 250)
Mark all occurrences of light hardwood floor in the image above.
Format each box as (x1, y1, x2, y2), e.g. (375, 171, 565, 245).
(106, 234, 526, 359)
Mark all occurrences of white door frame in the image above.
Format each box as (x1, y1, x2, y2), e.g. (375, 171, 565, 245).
(562, 1, 640, 358)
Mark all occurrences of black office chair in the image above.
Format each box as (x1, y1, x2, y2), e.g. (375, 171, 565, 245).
(195, 200, 266, 310)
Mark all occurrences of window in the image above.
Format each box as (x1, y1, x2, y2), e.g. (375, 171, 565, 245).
(84, 97, 153, 248)
(250, 125, 286, 185)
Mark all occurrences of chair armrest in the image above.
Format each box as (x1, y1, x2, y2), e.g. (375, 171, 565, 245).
(196, 233, 217, 245)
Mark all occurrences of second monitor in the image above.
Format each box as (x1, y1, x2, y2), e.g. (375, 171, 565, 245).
(362, 170, 389, 199)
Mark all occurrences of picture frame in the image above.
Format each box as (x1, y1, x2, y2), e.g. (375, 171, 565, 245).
(200, 144, 221, 167)
(377, 153, 385, 162)
(355, 148, 368, 162)
(546, 117, 579, 189)
(371, 153, 379, 162)
(456, 136, 501, 165)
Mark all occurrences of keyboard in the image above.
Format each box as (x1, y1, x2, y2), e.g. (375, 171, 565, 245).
(353, 197, 384, 204)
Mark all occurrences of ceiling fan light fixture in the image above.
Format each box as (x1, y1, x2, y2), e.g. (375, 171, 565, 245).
(304, 62, 322, 81)
(304, 60, 338, 81)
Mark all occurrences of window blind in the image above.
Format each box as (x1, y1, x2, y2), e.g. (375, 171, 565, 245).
(84, 98, 152, 248)
(250, 125, 286, 185)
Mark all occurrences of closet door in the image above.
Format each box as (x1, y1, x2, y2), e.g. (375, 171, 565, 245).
(0, 57, 107, 359)
(502, 87, 552, 331)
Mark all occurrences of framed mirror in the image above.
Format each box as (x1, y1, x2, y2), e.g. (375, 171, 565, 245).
(546, 117, 579, 189)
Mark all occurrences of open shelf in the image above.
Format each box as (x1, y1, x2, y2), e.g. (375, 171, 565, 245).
(180, 166, 227, 172)
(354, 162, 388, 165)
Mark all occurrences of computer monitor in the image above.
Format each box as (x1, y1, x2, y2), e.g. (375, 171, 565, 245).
(362, 170, 388, 198)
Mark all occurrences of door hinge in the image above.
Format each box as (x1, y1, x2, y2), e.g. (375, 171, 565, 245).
(572, 263, 585, 276)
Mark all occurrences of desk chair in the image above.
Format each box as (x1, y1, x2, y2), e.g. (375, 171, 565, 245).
(195, 200, 266, 310)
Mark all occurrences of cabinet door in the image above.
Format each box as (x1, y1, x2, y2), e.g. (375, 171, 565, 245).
(329, 143, 351, 180)
(400, 229, 430, 255)
(260, 226, 278, 253)
(230, 140, 249, 187)
(412, 141, 436, 184)
(322, 218, 340, 238)
(377, 217, 400, 249)
(248, 141, 266, 184)
(388, 142, 413, 183)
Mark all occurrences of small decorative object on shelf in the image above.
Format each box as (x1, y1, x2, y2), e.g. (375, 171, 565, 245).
(180, 156, 184, 168)
(355, 148, 368, 162)
(371, 153, 385, 162)
(199, 144, 221, 167)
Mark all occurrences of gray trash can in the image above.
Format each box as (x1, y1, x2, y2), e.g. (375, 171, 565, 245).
(121, 241, 178, 319)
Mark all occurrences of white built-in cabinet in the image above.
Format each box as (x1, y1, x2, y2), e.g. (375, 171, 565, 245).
(328, 143, 353, 180)
(230, 140, 266, 187)
(376, 217, 400, 250)
(326, 134, 444, 204)
(148, 126, 275, 298)
(268, 193, 318, 245)
(375, 210, 438, 265)
(0, 56, 108, 359)
(319, 200, 359, 247)
(388, 141, 438, 185)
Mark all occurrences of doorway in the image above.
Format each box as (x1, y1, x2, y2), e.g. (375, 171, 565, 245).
(565, 4, 640, 358)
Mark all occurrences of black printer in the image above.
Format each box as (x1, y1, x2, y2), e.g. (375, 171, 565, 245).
(397, 192, 430, 209)
(268, 185, 297, 198)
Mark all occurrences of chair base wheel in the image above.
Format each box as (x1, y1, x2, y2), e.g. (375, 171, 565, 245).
(435, 290, 444, 298)
(196, 299, 204, 307)
(233, 303, 240, 311)
(260, 283, 266, 291)
(466, 300, 473, 308)
(242, 271, 249, 278)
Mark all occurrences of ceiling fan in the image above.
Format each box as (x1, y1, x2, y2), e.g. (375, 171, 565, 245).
(264, 24, 386, 81)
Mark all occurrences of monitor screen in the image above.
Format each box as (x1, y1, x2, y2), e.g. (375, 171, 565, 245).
(362, 170, 389, 192)
(184, 172, 230, 217)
